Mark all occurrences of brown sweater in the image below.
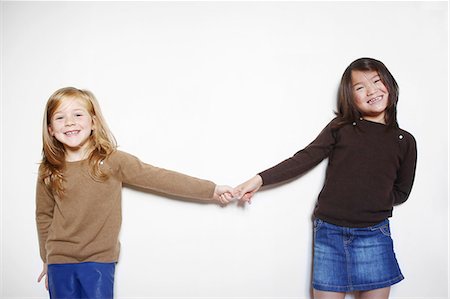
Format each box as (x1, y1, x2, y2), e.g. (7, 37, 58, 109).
(36, 150, 216, 264)
(259, 118, 417, 227)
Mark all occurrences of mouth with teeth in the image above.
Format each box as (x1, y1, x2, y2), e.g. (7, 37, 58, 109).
(367, 95, 383, 105)
(64, 130, 80, 136)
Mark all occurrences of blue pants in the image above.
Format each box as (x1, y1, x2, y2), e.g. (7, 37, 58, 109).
(48, 262, 115, 299)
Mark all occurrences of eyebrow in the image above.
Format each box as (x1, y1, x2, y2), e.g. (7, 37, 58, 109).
(352, 74, 381, 87)
(53, 108, 86, 115)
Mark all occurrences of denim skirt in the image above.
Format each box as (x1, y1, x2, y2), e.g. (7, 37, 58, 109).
(312, 218, 404, 292)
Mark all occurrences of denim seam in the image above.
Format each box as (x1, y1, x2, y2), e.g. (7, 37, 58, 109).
(343, 228, 353, 291)
(314, 219, 324, 232)
(351, 274, 404, 289)
(370, 223, 391, 236)
(313, 274, 404, 291)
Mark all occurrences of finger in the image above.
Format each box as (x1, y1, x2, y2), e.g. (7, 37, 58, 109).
(225, 186, 235, 194)
(219, 194, 230, 204)
(241, 192, 254, 204)
(223, 192, 234, 201)
(233, 189, 243, 199)
(238, 196, 251, 206)
(243, 192, 253, 200)
(46, 276, 49, 290)
(37, 271, 45, 283)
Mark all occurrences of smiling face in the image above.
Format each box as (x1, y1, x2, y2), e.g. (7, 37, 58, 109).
(351, 70, 389, 124)
(48, 97, 95, 161)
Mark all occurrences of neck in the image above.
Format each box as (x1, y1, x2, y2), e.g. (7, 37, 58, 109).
(361, 113, 386, 124)
(65, 146, 92, 162)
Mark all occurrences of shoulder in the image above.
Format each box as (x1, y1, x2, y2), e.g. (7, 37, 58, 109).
(397, 127, 416, 145)
(318, 117, 342, 131)
(107, 150, 142, 162)
(327, 117, 340, 128)
(395, 127, 417, 157)
(307, 117, 347, 144)
(328, 116, 354, 130)
(103, 150, 139, 170)
(326, 117, 356, 136)
(398, 127, 415, 138)
(37, 162, 50, 181)
(37, 162, 45, 174)
(326, 116, 353, 136)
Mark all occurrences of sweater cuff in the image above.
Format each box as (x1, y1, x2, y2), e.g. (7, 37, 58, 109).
(257, 172, 267, 186)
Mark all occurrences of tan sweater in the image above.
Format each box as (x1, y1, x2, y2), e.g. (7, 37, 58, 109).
(36, 150, 216, 264)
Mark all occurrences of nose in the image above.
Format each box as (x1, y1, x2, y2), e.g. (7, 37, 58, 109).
(65, 115, 75, 126)
(366, 82, 378, 95)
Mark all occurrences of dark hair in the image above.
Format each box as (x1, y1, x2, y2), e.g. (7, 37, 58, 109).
(334, 57, 399, 129)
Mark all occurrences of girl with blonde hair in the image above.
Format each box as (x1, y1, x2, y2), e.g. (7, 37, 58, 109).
(36, 87, 233, 299)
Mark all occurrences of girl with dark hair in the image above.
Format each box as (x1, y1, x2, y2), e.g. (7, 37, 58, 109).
(335, 57, 400, 129)
(234, 58, 417, 299)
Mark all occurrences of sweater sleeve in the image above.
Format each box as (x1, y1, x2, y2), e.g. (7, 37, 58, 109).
(35, 167, 55, 263)
(111, 151, 216, 200)
(259, 120, 337, 186)
(392, 132, 417, 205)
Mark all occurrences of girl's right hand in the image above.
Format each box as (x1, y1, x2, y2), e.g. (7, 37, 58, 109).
(234, 175, 263, 204)
(37, 262, 48, 290)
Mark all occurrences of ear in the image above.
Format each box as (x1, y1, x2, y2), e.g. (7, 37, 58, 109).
(91, 115, 96, 131)
(48, 125, 54, 136)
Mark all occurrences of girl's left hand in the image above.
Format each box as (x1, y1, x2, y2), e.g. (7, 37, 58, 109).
(37, 262, 49, 290)
(234, 175, 263, 205)
(213, 185, 235, 205)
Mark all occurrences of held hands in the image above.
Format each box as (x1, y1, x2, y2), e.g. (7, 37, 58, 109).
(214, 175, 263, 206)
(234, 175, 263, 205)
(213, 185, 235, 205)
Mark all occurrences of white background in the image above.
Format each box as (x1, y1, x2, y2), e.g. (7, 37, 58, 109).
(1, 2, 448, 299)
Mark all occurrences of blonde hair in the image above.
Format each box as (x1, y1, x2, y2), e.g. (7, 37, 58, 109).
(40, 87, 117, 198)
